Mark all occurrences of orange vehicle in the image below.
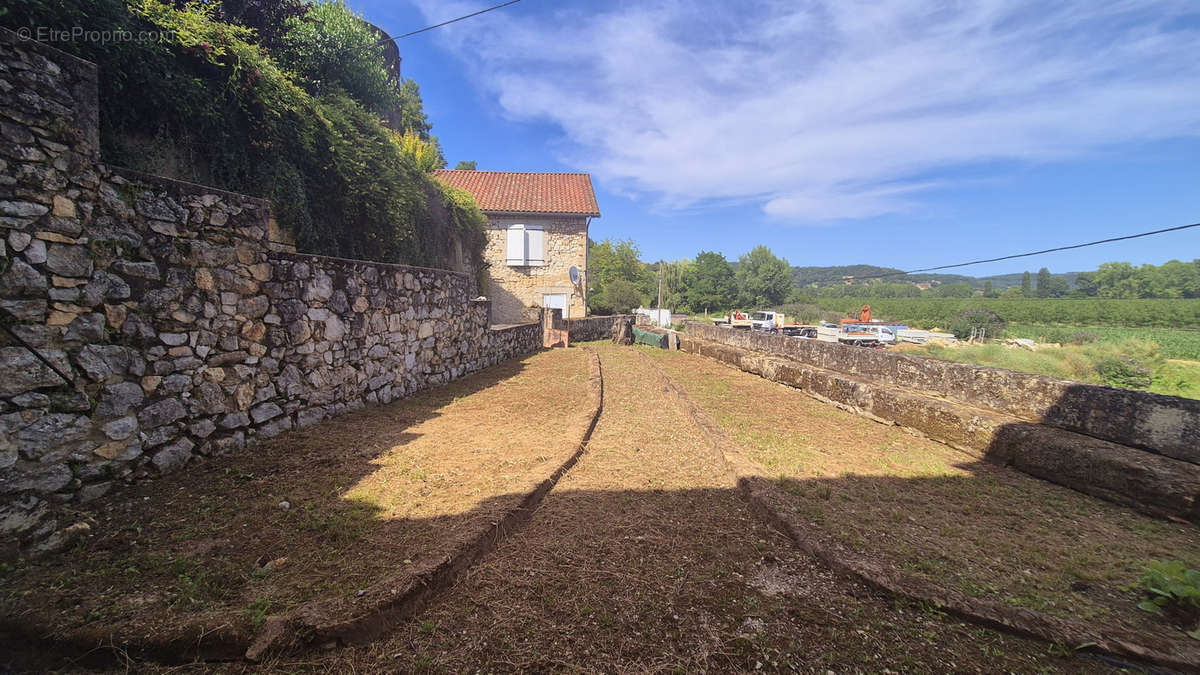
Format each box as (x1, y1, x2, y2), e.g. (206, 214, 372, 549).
(713, 310, 753, 329)
(839, 305, 874, 326)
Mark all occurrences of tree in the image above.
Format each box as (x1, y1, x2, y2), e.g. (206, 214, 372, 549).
(949, 309, 1005, 340)
(656, 259, 693, 312)
(1044, 276, 1069, 298)
(983, 280, 993, 297)
(1021, 271, 1032, 297)
(682, 251, 736, 313)
(930, 281, 974, 298)
(1092, 262, 1139, 298)
(453, 160, 477, 170)
(588, 238, 649, 314)
(277, 1, 401, 115)
(601, 279, 643, 314)
(1149, 260, 1200, 298)
(1074, 272, 1098, 297)
(1035, 268, 1052, 298)
(735, 246, 792, 307)
(395, 79, 434, 138)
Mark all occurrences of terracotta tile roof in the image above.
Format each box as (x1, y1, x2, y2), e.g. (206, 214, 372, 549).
(432, 170, 600, 217)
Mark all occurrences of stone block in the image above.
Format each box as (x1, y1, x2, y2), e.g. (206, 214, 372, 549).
(151, 438, 194, 474)
(44, 243, 92, 277)
(138, 398, 186, 428)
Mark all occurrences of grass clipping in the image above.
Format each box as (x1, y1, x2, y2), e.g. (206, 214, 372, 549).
(0, 349, 593, 647)
(647, 346, 1200, 644)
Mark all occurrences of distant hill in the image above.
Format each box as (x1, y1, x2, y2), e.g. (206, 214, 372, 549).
(791, 265, 904, 286)
(792, 265, 1080, 290)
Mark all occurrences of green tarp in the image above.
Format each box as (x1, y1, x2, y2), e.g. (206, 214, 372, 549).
(632, 326, 668, 348)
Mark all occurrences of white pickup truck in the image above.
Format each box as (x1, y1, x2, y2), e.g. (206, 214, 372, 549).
(838, 323, 897, 346)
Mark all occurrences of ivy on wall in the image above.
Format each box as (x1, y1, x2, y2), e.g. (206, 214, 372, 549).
(0, 0, 485, 272)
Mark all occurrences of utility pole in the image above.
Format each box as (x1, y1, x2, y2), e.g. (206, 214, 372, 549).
(657, 260, 664, 325)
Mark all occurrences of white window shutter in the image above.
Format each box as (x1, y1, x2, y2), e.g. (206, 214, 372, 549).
(526, 226, 545, 266)
(506, 224, 526, 265)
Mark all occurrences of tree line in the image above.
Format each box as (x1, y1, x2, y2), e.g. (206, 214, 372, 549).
(586, 237, 1200, 315)
(586, 240, 793, 315)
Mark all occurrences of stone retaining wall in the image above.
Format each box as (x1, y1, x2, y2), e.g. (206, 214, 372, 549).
(558, 314, 635, 343)
(0, 28, 542, 553)
(678, 335, 1200, 520)
(685, 322, 1200, 463)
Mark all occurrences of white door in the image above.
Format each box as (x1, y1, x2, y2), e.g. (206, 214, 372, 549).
(543, 293, 568, 318)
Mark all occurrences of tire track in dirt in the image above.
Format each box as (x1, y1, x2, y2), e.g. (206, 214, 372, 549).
(244, 348, 606, 660)
(297, 344, 1099, 673)
(639, 348, 1196, 673)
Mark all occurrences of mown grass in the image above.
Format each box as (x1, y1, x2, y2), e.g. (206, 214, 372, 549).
(299, 345, 1097, 674)
(1, 349, 594, 642)
(647, 348, 1200, 642)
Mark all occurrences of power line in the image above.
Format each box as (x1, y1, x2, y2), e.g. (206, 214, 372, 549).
(342, 0, 523, 57)
(797, 221, 1200, 287)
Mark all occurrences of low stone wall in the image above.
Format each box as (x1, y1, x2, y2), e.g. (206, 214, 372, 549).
(0, 29, 542, 554)
(685, 322, 1200, 464)
(678, 335, 1200, 520)
(559, 314, 635, 343)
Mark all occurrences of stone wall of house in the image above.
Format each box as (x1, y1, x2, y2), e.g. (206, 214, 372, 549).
(483, 214, 587, 325)
(684, 322, 1200, 464)
(0, 28, 542, 554)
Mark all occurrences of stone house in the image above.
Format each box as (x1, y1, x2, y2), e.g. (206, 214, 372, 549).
(432, 170, 600, 325)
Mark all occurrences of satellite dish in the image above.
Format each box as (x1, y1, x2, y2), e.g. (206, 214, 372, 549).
(569, 266, 581, 286)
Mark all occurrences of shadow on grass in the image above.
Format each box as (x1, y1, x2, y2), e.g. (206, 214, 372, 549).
(4, 349, 1196, 672)
(0, 353, 558, 664)
(2, 479, 1133, 674)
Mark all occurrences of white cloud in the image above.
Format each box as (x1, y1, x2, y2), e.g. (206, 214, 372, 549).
(417, 0, 1200, 222)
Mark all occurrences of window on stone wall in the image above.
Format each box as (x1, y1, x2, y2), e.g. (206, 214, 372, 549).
(505, 224, 545, 266)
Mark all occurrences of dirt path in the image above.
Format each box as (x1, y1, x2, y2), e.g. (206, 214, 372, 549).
(296, 344, 1099, 673)
(4, 344, 1128, 672)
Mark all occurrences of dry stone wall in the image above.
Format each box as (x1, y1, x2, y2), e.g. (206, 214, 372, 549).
(556, 314, 635, 343)
(685, 322, 1200, 464)
(0, 28, 541, 554)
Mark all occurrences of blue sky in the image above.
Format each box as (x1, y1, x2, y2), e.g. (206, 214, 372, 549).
(350, 0, 1200, 276)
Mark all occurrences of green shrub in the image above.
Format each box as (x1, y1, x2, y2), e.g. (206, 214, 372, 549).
(1087, 339, 1163, 390)
(275, 0, 400, 116)
(598, 280, 644, 315)
(1094, 354, 1154, 389)
(0, 0, 478, 272)
(1137, 560, 1200, 637)
(948, 309, 1005, 341)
